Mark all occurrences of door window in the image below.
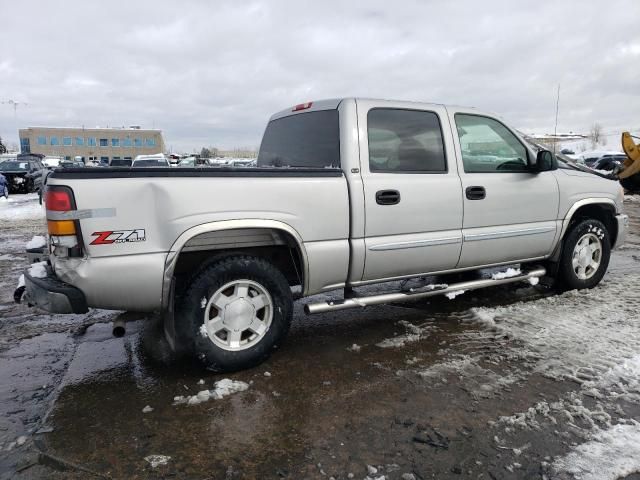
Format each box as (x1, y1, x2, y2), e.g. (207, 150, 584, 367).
(368, 109, 446, 173)
(455, 114, 528, 172)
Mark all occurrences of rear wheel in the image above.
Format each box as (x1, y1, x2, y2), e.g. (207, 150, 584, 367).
(176, 255, 293, 372)
(557, 219, 611, 290)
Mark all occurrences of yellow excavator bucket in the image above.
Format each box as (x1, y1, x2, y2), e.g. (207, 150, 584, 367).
(619, 132, 640, 179)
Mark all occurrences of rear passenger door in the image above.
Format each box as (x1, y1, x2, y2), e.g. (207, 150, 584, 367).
(358, 100, 463, 281)
(450, 110, 559, 268)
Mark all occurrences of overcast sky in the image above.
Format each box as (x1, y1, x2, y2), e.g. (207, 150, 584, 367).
(1, 0, 639, 152)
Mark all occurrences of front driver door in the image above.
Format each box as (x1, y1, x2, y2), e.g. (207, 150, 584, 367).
(451, 111, 559, 268)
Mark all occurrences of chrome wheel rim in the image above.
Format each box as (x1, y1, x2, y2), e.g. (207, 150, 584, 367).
(200, 280, 273, 351)
(572, 233, 602, 280)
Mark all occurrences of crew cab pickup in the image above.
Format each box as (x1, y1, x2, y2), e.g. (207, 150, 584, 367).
(18, 98, 628, 372)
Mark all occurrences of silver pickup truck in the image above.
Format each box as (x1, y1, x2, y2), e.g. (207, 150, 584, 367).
(18, 98, 628, 371)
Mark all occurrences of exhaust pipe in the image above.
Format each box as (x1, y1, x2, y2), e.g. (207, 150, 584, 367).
(304, 267, 546, 315)
(112, 318, 126, 337)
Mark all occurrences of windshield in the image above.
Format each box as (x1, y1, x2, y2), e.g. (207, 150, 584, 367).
(133, 159, 168, 167)
(0, 161, 29, 171)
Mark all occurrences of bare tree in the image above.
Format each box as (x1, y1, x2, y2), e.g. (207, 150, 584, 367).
(589, 123, 603, 149)
(0, 136, 7, 154)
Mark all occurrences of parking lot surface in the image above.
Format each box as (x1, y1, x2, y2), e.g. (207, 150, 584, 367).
(1, 194, 640, 479)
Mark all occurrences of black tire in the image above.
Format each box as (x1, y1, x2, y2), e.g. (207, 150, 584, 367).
(176, 255, 293, 372)
(557, 218, 611, 290)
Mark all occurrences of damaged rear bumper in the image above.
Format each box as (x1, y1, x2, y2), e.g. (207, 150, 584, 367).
(15, 264, 88, 314)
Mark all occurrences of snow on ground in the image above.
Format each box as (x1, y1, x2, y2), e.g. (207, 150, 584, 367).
(469, 272, 640, 387)
(376, 320, 436, 348)
(552, 422, 640, 480)
(173, 378, 250, 406)
(0, 194, 44, 221)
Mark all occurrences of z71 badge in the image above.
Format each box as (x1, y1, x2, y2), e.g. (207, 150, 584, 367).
(90, 229, 146, 245)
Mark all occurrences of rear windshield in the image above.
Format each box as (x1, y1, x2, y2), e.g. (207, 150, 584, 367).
(0, 161, 28, 171)
(257, 110, 340, 168)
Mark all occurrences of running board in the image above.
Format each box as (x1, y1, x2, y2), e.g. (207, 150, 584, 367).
(304, 267, 546, 315)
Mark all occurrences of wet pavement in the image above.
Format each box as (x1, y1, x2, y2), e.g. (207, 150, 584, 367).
(1, 194, 640, 479)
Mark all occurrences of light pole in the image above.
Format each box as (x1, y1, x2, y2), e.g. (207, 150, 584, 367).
(1, 99, 28, 151)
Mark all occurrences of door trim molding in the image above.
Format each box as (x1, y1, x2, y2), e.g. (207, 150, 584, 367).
(463, 225, 555, 242)
(369, 236, 462, 251)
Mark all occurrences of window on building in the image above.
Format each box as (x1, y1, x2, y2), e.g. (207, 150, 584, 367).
(37, 136, 47, 145)
(111, 138, 120, 147)
(122, 137, 132, 147)
(99, 138, 108, 147)
(75, 137, 84, 146)
(134, 138, 142, 147)
(20, 137, 30, 153)
(50, 136, 59, 146)
(145, 137, 156, 147)
(63, 137, 72, 146)
(88, 137, 97, 146)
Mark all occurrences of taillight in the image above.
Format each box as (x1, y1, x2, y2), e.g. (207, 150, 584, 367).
(292, 102, 312, 112)
(45, 186, 82, 255)
(45, 189, 73, 211)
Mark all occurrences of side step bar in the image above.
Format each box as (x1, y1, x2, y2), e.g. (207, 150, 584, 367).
(304, 267, 546, 315)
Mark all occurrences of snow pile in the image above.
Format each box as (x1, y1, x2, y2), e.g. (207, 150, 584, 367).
(173, 378, 249, 406)
(145, 455, 171, 468)
(491, 268, 521, 280)
(553, 422, 640, 480)
(376, 320, 436, 348)
(0, 194, 44, 221)
(28, 261, 48, 278)
(445, 289, 465, 300)
(26, 235, 46, 249)
(624, 194, 639, 203)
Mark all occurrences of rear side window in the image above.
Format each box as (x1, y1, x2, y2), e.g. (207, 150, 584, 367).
(367, 109, 447, 173)
(257, 110, 340, 168)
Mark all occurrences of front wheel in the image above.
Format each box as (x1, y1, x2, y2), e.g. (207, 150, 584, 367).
(176, 255, 293, 372)
(557, 219, 611, 290)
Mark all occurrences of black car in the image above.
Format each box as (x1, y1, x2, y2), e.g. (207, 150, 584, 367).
(0, 154, 45, 194)
(592, 155, 627, 172)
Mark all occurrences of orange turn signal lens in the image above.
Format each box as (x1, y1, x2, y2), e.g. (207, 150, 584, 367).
(47, 220, 76, 236)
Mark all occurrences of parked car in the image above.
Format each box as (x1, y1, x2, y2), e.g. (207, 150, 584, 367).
(43, 156, 63, 170)
(132, 154, 170, 167)
(591, 155, 626, 173)
(227, 158, 257, 167)
(109, 158, 133, 167)
(580, 150, 626, 167)
(0, 173, 8, 198)
(0, 154, 45, 193)
(177, 156, 213, 167)
(60, 160, 85, 169)
(18, 98, 628, 372)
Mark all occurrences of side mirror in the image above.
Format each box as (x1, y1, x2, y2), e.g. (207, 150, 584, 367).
(531, 150, 555, 173)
